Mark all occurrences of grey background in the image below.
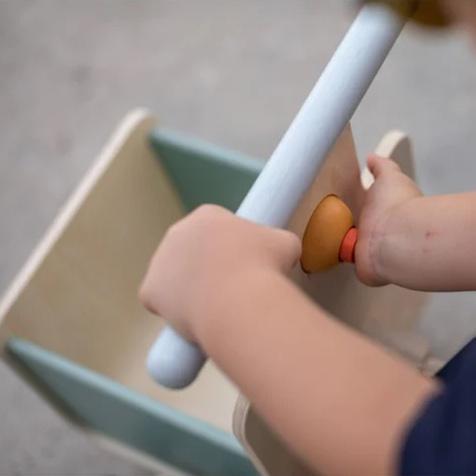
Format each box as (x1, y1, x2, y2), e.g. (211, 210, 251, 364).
(1, 1, 476, 474)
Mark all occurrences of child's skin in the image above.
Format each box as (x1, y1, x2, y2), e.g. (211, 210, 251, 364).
(358, 156, 476, 291)
(140, 2, 476, 475)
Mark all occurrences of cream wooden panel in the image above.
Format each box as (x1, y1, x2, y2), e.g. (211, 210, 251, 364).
(0, 110, 239, 432)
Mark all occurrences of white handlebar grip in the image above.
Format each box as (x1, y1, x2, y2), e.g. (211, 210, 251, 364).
(147, 3, 406, 389)
(147, 326, 206, 389)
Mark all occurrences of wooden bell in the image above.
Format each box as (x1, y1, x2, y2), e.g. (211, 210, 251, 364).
(300, 194, 358, 273)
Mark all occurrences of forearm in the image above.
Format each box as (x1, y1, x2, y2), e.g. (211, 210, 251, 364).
(197, 271, 438, 476)
(374, 193, 476, 291)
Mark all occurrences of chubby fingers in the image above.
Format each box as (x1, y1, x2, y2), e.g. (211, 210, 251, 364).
(190, 205, 302, 272)
(190, 204, 302, 273)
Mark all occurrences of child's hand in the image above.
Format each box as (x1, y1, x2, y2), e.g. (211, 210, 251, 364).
(355, 155, 422, 286)
(139, 204, 301, 342)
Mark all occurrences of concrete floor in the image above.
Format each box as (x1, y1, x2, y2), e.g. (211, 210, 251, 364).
(2, 1, 476, 474)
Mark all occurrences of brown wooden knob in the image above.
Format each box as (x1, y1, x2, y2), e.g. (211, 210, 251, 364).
(300, 195, 357, 273)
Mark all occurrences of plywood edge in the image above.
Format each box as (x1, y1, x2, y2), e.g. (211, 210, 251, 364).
(232, 395, 269, 476)
(374, 129, 409, 159)
(7, 337, 252, 474)
(361, 129, 414, 190)
(152, 127, 264, 175)
(0, 109, 156, 344)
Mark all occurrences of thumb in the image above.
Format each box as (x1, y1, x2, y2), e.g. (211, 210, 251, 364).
(270, 229, 302, 273)
(367, 155, 401, 179)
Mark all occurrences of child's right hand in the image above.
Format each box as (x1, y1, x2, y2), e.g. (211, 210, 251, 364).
(355, 155, 422, 287)
(139, 204, 301, 343)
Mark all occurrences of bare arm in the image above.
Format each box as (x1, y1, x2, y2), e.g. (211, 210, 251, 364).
(199, 269, 437, 476)
(357, 155, 476, 291)
(374, 193, 476, 291)
(140, 205, 438, 476)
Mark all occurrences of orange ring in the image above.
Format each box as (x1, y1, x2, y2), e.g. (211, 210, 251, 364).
(339, 227, 358, 263)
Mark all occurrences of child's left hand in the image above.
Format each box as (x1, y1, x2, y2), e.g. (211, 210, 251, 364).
(355, 155, 422, 286)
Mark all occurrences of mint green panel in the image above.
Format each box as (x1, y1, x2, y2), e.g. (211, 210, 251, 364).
(7, 339, 257, 476)
(151, 128, 263, 212)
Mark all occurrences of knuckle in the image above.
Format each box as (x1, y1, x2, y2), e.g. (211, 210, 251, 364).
(195, 203, 219, 217)
(274, 229, 302, 265)
(165, 216, 189, 239)
(165, 222, 180, 239)
(192, 204, 230, 229)
(138, 282, 152, 309)
(141, 293, 159, 315)
(285, 230, 302, 253)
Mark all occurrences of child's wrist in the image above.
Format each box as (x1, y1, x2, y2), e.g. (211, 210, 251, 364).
(195, 268, 287, 351)
(369, 198, 419, 285)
